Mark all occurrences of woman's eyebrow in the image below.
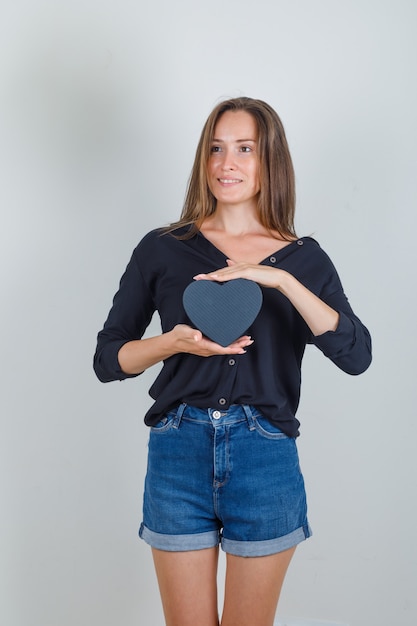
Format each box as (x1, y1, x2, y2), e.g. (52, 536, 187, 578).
(211, 138, 257, 143)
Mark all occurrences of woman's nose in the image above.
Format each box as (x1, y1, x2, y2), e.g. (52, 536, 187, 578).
(221, 149, 236, 170)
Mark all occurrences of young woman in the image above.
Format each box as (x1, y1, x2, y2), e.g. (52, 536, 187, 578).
(94, 97, 372, 626)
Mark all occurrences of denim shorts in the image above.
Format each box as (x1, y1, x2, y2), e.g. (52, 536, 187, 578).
(139, 403, 312, 557)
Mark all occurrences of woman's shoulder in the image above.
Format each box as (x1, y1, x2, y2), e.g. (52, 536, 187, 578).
(297, 236, 331, 257)
(297, 235, 320, 248)
(131, 225, 194, 260)
(134, 225, 189, 246)
(289, 236, 339, 272)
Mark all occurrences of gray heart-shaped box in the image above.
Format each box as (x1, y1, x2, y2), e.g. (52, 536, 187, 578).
(182, 278, 263, 347)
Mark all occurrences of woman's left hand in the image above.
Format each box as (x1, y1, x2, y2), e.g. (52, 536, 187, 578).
(193, 259, 286, 290)
(194, 259, 340, 336)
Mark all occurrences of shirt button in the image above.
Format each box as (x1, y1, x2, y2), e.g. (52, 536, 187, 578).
(212, 410, 221, 419)
(297, 240, 304, 246)
(219, 398, 226, 406)
(270, 256, 276, 263)
(228, 359, 236, 366)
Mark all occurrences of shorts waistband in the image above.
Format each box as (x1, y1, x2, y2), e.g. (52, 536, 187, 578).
(170, 403, 259, 429)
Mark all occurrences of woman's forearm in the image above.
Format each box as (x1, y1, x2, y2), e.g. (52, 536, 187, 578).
(278, 271, 339, 336)
(118, 331, 178, 375)
(194, 263, 340, 338)
(118, 324, 254, 375)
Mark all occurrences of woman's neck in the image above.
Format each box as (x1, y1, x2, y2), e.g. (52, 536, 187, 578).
(201, 205, 264, 237)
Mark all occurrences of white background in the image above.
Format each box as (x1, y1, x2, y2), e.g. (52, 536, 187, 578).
(1, 1, 416, 625)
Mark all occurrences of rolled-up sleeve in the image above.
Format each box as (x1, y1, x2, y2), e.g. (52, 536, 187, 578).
(312, 308, 372, 375)
(93, 248, 155, 382)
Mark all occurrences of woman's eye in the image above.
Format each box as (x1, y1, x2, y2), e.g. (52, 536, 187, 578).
(210, 145, 222, 153)
(240, 146, 252, 153)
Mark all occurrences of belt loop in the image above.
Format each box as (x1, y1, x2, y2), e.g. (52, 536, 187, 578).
(242, 404, 256, 431)
(172, 403, 187, 429)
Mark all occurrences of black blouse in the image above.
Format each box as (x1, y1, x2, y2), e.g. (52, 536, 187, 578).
(93, 227, 372, 437)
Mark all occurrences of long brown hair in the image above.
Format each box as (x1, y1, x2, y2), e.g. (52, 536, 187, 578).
(167, 97, 296, 239)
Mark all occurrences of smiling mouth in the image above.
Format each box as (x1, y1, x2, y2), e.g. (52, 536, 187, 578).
(218, 178, 242, 184)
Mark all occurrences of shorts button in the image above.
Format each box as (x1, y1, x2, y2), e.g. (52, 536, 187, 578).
(219, 397, 226, 406)
(212, 410, 221, 419)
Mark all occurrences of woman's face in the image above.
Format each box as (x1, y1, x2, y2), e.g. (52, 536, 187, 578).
(207, 110, 260, 210)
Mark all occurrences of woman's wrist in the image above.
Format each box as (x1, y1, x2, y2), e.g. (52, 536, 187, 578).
(274, 269, 294, 294)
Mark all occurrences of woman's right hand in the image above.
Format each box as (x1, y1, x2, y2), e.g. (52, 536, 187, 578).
(170, 324, 253, 357)
(118, 324, 253, 376)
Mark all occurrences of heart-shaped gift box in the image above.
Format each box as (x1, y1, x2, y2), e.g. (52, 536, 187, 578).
(182, 278, 263, 347)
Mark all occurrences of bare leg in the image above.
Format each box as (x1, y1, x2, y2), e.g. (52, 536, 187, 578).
(221, 546, 296, 626)
(152, 546, 220, 626)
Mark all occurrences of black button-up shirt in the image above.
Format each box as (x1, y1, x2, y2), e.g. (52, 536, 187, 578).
(93, 227, 371, 437)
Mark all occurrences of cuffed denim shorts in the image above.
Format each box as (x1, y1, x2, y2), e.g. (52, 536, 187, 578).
(139, 403, 312, 557)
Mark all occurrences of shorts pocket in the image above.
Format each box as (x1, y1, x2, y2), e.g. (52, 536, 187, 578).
(150, 411, 177, 434)
(253, 414, 290, 440)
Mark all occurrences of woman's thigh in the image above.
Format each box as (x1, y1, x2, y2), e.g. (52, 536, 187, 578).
(221, 547, 296, 626)
(152, 547, 220, 626)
